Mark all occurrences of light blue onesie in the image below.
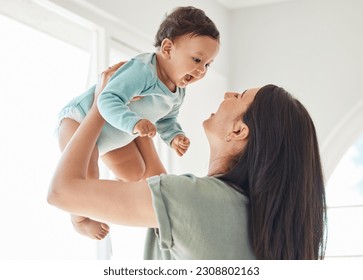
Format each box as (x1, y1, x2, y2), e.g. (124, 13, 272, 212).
(58, 53, 186, 155)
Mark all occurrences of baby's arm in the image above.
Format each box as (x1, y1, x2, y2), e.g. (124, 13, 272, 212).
(97, 60, 152, 135)
(155, 102, 190, 156)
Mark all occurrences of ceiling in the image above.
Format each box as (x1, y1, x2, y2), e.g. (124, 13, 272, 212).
(215, 0, 298, 9)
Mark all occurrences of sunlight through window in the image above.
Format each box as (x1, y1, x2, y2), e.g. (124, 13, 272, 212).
(325, 135, 363, 258)
(0, 13, 95, 259)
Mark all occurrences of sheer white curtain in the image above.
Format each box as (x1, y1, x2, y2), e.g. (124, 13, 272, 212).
(0, 9, 96, 259)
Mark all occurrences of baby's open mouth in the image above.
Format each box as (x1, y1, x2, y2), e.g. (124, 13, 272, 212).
(184, 74, 192, 83)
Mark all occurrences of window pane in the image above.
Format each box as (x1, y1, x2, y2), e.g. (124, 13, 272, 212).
(0, 13, 95, 259)
(106, 44, 147, 260)
(325, 134, 363, 259)
(325, 206, 363, 258)
(326, 135, 363, 207)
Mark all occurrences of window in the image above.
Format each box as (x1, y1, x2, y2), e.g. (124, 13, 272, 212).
(0, 1, 158, 260)
(0, 10, 96, 259)
(102, 38, 148, 260)
(325, 134, 363, 259)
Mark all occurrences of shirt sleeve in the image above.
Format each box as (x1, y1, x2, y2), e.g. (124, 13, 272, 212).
(146, 174, 255, 259)
(97, 59, 156, 134)
(147, 174, 224, 250)
(146, 176, 173, 249)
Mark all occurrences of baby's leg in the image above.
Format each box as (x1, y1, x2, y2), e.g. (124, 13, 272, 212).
(58, 118, 109, 240)
(134, 136, 167, 178)
(101, 137, 166, 182)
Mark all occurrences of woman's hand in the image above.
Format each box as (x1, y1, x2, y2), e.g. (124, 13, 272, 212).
(93, 61, 127, 106)
(48, 59, 158, 228)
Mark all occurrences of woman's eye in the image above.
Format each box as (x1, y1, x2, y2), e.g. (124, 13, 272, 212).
(193, 57, 201, 63)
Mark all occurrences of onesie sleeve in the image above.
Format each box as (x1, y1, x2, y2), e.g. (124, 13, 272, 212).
(155, 92, 185, 146)
(97, 59, 155, 134)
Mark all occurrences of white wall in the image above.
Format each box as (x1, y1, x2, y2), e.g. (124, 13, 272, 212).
(229, 0, 363, 179)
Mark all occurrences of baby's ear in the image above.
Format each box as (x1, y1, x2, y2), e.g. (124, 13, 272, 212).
(160, 38, 173, 58)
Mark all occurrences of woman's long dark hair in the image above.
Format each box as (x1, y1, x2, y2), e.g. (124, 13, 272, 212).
(219, 85, 327, 259)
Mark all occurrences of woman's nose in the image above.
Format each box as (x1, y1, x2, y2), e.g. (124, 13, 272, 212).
(224, 92, 237, 99)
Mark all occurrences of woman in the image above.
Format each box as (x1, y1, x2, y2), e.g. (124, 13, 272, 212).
(48, 64, 327, 260)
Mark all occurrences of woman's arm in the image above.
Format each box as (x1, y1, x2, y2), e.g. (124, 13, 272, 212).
(47, 63, 158, 228)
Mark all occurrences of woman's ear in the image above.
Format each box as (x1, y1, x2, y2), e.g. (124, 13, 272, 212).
(226, 122, 249, 142)
(160, 38, 173, 59)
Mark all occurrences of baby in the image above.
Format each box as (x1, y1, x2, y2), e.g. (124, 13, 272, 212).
(57, 6, 220, 239)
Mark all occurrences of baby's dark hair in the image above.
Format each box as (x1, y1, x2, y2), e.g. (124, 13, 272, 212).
(154, 6, 220, 48)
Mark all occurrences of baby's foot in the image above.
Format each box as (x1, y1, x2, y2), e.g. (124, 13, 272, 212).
(71, 217, 110, 240)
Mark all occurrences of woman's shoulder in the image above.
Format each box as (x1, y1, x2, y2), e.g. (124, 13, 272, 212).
(161, 173, 239, 188)
(148, 173, 248, 203)
(146, 173, 255, 260)
(149, 173, 223, 187)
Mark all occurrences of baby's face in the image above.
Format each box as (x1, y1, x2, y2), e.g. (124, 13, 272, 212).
(167, 34, 220, 88)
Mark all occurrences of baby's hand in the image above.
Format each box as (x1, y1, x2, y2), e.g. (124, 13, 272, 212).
(171, 135, 190, 157)
(133, 119, 156, 137)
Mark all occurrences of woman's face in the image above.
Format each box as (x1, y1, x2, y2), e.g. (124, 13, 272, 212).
(203, 88, 259, 141)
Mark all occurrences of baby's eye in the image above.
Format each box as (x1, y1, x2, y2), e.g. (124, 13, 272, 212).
(193, 57, 201, 63)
